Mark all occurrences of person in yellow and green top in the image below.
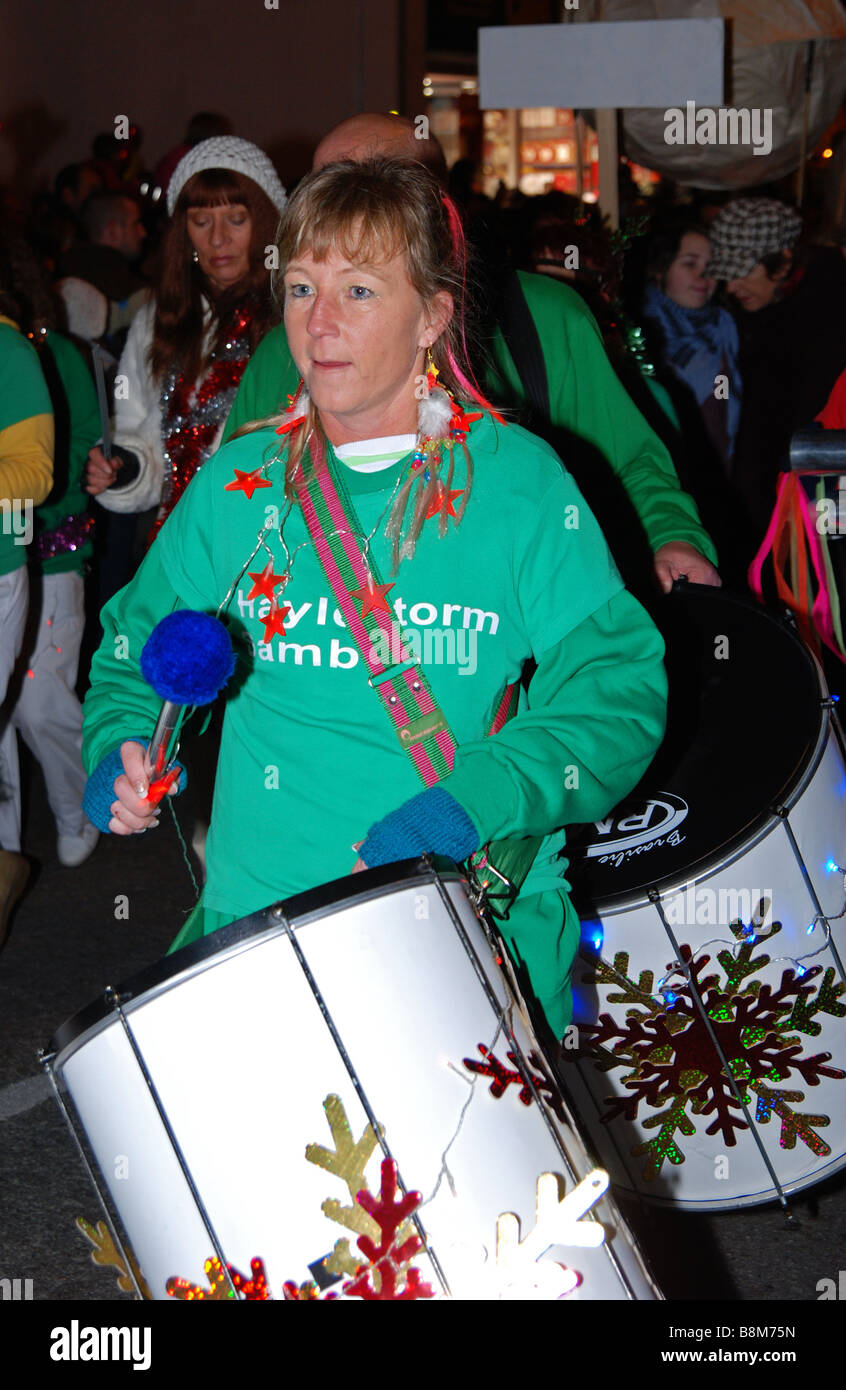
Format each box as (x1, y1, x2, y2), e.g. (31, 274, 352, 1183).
(20, 325, 101, 867)
(81, 157, 667, 1043)
(0, 231, 99, 881)
(0, 246, 54, 946)
(225, 114, 721, 598)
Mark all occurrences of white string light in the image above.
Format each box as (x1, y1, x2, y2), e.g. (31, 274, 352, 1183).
(647, 881, 846, 1004)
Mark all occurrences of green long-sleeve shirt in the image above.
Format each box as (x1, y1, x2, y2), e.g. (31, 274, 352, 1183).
(223, 271, 717, 566)
(36, 331, 99, 574)
(82, 413, 666, 1032)
(0, 317, 54, 576)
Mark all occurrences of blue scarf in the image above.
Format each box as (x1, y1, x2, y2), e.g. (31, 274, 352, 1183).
(643, 283, 742, 452)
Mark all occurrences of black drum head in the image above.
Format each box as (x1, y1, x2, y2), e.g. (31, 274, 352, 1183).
(566, 586, 824, 910)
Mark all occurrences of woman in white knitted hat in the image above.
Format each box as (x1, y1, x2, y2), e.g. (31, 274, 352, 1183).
(85, 137, 286, 542)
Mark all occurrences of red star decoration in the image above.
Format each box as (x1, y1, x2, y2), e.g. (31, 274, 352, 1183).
(275, 388, 307, 435)
(350, 573, 395, 618)
(259, 600, 290, 643)
(275, 414, 305, 436)
(450, 406, 483, 435)
(224, 468, 272, 500)
(246, 559, 286, 602)
(426, 485, 464, 520)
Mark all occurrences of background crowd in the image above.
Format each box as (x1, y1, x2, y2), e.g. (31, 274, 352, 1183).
(1, 108, 846, 942)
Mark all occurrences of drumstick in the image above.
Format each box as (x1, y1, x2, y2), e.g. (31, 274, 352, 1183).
(91, 344, 112, 461)
(145, 766, 182, 807)
(139, 611, 236, 803)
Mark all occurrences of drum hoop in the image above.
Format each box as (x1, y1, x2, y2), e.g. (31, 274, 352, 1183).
(584, 707, 837, 916)
(45, 857, 461, 1064)
(574, 589, 833, 913)
(561, 1056, 846, 1209)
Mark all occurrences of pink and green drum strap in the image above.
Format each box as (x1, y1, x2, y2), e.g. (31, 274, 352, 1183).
(295, 432, 458, 786)
(294, 431, 538, 917)
(294, 432, 520, 784)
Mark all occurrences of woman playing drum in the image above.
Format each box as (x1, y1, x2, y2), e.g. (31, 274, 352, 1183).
(81, 157, 667, 1042)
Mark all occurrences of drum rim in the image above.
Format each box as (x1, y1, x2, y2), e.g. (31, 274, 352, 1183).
(581, 712, 837, 914)
(572, 587, 834, 913)
(45, 856, 460, 1062)
(620, 1144, 846, 1209)
(563, 1039, 846, 1209)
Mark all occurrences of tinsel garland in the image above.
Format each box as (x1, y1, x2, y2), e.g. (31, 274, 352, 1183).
(607, 213, 657, 378)
(33, 512, 95, 562)
(152, 303, 254, 541)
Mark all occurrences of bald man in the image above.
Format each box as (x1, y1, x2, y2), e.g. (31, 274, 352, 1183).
(225, 114, 719, 593)
(313, 112, 448, 182)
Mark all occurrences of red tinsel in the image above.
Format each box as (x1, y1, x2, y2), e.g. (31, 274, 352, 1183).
(148, 306, 254, 545)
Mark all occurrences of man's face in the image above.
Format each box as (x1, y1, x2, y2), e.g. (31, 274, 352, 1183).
(727, 253, 791, 312)
(114, 200, 146, 260)
(80, 168, 104, 207)
(63, 166, 102, 212)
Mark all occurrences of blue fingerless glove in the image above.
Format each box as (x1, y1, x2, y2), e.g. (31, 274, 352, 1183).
(82, 740, 187, 833)
(359, 786, 479, 868)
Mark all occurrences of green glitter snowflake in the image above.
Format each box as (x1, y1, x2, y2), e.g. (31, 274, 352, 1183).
(578, 921, 846, 1179)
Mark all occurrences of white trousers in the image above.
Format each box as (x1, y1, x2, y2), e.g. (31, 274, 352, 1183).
(0, 570, 88, 848)
(0, 567, 29, 852)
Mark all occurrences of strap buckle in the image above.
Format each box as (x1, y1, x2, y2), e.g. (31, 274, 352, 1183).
(368, 656, 420, 689)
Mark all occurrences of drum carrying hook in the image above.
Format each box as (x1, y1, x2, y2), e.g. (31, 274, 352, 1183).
(648, 890, 799, 1226)
(465, 850, 515, 916)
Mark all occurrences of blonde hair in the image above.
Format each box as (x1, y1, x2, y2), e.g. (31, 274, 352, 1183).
(237, 157, 488, 567)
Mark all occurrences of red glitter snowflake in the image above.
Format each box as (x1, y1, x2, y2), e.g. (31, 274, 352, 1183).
(463, 1044, 567, 1122)
(167, 1255, 271, 1301)
(577, 920, 846, 1178)
(342, 1159, 435, 1301)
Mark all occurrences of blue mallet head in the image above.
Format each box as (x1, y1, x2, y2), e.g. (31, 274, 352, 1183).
(141, 610, 236, 705)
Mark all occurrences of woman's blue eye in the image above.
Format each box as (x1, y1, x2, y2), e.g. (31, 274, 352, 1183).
(349, 285, 373, 300)
(286, 284, 312, 298)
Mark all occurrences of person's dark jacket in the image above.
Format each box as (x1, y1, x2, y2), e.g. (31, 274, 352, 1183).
(731, 246, 846, 535)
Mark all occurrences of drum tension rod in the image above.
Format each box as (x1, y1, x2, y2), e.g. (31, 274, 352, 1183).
(103, 984, 242, 1296)
(37, 1045, 151, 1300)
(431, 866, 647, 1300)
(648, 889, 799, 1226)
(270, 901, 454, 1300)
(770, 804, 846, 990)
